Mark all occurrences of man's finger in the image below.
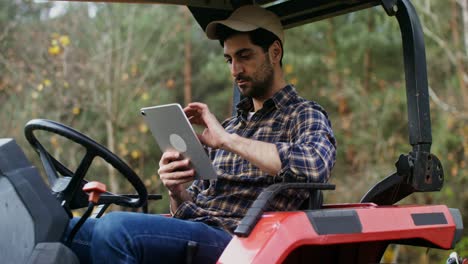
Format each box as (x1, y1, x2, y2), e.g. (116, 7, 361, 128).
(188, 102, 207, 109)
(164, 177, 194, 188)
(162, 169, 194, 181)
(159, 159, 190, 173)
(159, 152, 183, 167)
(188, 116, 205, 126)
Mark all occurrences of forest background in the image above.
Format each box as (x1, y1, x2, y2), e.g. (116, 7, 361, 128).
(0, 0, 467, 262)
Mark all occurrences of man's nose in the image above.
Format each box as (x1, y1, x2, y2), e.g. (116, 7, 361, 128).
(231, 60, 243, 78)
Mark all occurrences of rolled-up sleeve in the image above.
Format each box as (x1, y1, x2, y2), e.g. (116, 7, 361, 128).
(275, 104, 336, 183)
(186, 180, 203, 201)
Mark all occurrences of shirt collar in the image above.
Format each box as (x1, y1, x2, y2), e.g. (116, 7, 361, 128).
(236, 85, 297, 116)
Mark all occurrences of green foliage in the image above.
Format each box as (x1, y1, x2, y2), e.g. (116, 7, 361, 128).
(0, 1, 466, 262)
(455, 236, 468, 257)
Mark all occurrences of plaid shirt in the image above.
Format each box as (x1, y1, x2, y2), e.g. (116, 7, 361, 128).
(173, 85, 336, 233)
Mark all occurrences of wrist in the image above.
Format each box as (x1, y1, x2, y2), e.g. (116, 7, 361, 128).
(168, 188, 190, 202)
(168, 189, 182, 200)
(220, 133, 237, 152)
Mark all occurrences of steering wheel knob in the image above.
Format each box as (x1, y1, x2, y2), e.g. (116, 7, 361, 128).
(83, 181, 107, 203)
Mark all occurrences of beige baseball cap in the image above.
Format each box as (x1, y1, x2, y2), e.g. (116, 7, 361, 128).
(205, 5, 284, 44)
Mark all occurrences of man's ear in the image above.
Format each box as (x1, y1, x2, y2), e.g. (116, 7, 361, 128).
(269, 40, 282, 64)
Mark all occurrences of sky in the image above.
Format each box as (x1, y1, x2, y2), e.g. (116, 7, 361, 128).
(34, 0, 98, 18)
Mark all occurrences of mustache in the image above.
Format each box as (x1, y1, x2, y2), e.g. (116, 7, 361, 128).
(235, 75, 251, 82)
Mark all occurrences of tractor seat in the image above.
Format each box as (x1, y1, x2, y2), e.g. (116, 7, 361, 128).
(0, 138, 78, 264)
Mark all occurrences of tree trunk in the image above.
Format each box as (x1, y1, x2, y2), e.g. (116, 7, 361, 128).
(363, 10, 374, 94)
(106, 89, 119, 194)
(451, 0, 467, 109)
(183, 7, 192, 106)
(459, 0, 468, 54)
(327, 20, 342, 90)
(457, 0, 468, 112)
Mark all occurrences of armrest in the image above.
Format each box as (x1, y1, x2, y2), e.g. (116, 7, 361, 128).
(234, 182, 335, 237)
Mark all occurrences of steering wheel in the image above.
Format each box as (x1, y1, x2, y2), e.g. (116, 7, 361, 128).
(24, 119, 148, 212)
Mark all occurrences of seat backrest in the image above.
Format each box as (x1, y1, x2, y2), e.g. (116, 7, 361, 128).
(299, 190, 324, 210)
(0, 138, 69, 263)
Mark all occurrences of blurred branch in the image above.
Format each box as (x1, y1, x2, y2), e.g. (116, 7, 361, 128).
(421, 23, 458, 65)
(415, 1, 468, 63)
(429, 85, 468, 120)
(456, 0, 468, 54)
(422, 25, 468, 95)
(0, 54, 16, 76)
(0, 21, 16, 42)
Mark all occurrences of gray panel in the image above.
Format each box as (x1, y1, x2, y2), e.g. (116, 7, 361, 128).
(0, 177, 35, 263)
(449, 208, 464, 249)
(411, 212, 448, 226)
(307, 209, 362, 235)
(0, 138, 31, 173)
(27, 243, 79, 264)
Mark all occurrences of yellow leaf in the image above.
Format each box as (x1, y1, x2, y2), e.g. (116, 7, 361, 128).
(72, 107, 80, 115)
(120, 149, 129, 156)
(151, 175, 158, 182)
(285, 64, 293, 75)
(50, 136, 59, 149)
(59, 35, 70, 47)
(48, 45, 61, 55)
(166, 79, 175, 89)
(447, 116, 455, 129)
(131, 64, 138, 76)
(144, 179, 151, 186)
(139, 123, 148, 133)
(141, 92, 149, 101)
(37, 84, 44, 91)
(43, 79, 52, 86)
(63, 81, 69, 89)
(290, 77, 298, 86)
(131, 150, 141, 160)
(118, 143, 128, 156)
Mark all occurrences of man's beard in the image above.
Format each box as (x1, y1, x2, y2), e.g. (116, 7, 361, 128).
(237, 57, 274, 99)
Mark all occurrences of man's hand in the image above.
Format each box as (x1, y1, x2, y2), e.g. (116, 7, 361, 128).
(184, 102, 281, 176)
(158, 151, 194, 199)
(184, 102, 231, 149)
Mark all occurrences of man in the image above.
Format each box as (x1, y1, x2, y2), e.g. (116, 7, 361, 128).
(67, 5, 336, 264)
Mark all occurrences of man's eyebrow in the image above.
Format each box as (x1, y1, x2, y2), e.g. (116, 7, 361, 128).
(235, 48, 253, 56)
(224, 48, 253, 58)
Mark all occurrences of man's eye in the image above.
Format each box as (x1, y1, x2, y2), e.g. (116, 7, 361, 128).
(225, 59, 232, 64)
(240, 54, 250, 60)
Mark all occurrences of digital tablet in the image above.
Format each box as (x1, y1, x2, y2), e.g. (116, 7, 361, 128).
(140, 103, 217, 180)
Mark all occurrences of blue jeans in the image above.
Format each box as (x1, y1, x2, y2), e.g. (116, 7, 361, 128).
(65, 212, 232, 264)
